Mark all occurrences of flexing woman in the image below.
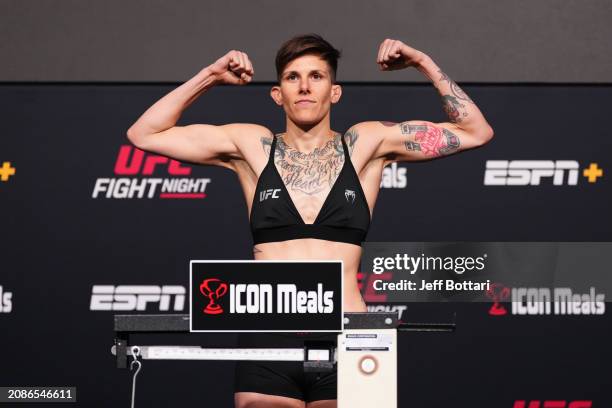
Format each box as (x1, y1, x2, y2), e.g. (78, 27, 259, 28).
(127, 34, 493, 408)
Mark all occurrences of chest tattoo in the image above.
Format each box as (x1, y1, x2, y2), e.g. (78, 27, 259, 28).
(274, 134, 345, 195)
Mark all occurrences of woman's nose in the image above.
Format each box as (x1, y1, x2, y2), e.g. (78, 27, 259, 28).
(299, 79, 310, 93)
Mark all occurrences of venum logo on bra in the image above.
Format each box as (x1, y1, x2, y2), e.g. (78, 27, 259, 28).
(90, 285, 186, 311)
(259, 188, 280, 201)
(484, 160, 603, 186)
(0, 285, 13, 313)
(199, 278, 334, 315)
(92, 145, 211, 199)
(344, 189, 355, 203)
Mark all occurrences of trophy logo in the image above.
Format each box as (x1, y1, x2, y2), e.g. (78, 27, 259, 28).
(486, 283, 510, 316)
(199, 278, 228, 315)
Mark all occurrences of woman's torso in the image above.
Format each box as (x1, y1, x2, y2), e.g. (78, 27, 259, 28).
(230, 130, 387, 312)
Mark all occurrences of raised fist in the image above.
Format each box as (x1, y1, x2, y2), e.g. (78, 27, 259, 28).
(208, 50, 254, 85)
(376, 39, 425, 71)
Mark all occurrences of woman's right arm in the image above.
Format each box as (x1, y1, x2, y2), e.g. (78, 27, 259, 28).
(126, 50, 264, 167)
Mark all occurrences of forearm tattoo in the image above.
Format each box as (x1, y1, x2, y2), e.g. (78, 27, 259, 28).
(438, 70, 472, 123)
(441, 95, 467, 123)
(259, 133, 345, 195)
(400, 122, 460, 157)
(438, 70, 474, 103)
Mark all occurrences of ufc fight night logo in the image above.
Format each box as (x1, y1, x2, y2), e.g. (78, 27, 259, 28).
(484, 160, 603, 186)
(90, 285, 186, 311)
(92, 145, 211, 199)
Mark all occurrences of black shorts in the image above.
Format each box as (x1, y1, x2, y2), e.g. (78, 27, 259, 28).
(234, 332, 337, 402)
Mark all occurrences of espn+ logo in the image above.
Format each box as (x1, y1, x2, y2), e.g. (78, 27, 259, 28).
(484, 160, 603, 186)
(199, 278, 334, 315)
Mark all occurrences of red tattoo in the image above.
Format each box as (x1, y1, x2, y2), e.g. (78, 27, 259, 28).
(402, 123, 460, 157)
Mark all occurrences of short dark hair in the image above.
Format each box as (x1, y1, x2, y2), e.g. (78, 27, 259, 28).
(275, 34, 341, 83)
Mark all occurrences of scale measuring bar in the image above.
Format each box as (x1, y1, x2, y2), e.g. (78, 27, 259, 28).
(111, 345, 332, 362)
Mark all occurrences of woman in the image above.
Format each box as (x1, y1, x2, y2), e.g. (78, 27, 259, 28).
(127, 34, 493, 408)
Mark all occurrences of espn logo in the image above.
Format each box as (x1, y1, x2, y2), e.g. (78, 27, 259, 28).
(90, 285, 185, 311)
(484, 160, 578, 186)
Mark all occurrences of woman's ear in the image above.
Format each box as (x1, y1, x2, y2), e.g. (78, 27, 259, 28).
(270, 86, 283, 106)
(331, 84, 342, 104)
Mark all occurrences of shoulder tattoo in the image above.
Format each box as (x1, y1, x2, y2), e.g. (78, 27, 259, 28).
(343, 128, 359, 156)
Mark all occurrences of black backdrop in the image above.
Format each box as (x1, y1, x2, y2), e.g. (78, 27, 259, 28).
(0, 83, 610, 407)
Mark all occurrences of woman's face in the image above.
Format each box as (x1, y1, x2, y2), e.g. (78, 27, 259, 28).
(271, 54, 342, 127)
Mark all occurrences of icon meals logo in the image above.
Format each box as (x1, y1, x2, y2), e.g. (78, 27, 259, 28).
(487, 285, 605, 316)
(191, 261, 342, 332)
(199, 279, 334, 315)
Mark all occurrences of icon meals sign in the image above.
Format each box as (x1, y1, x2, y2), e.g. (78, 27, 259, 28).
(190, 261, 343, 332)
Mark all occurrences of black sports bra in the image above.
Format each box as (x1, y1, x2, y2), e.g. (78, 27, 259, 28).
(250, 134, 371, 246)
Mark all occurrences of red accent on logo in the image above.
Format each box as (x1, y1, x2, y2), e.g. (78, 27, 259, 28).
(486, 282, 510, 316)
(357, 271, 391, 303)
(114, 145, 192, 176)
(199, 278, 228, 315)
(357, 272, 365, 290)
(513, 401, 592, 408)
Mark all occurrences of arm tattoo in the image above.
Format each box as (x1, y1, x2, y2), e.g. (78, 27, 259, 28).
(400, 122, 460, 157)
(438, 69, 473, 103)
(441, 95, 467, 123)
(260, 136, 272, 155)
(379, 121, 397, 127)
(343, 128, 359, 156)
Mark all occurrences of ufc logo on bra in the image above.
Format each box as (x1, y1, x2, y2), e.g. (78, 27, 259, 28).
(260, 189, 281, 202)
